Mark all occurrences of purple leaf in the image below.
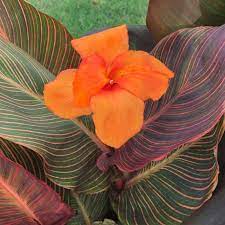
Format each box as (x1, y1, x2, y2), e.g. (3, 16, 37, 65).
(98, 25, 225, 172)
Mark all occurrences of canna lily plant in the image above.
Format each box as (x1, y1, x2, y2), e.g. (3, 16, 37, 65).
(44, 25, 174, 148)
(0, 0, 224, 225)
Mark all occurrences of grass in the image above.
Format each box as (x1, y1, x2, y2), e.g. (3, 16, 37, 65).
(27, 0, 148, 37)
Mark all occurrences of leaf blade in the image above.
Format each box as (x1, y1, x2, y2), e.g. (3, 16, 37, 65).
(0, 37, 109, 193)
(68, 191, 109, 225)
(104, 25, 225, 172)
(111, 120, 223, 225)
(0, 152, 73, 225)
(0, 0, 79, 74)
(0, 138, 72, 202)
(0, 138, 109, 225)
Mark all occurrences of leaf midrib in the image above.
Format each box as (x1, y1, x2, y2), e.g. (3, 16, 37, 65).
(0, 175, 41, 224)
(125, 143, 193, 189)
(125, 119, 223, 189)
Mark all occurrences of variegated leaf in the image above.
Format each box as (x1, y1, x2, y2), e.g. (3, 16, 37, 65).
(94, 219, 118, 225)
(0, 0, 79, 74)
(0, 138, 71, 202)
(0, 36, 110, 193)
(0, 138, 109, 225)
(111, 120, 223, 225)
(101, 25, 225, 172)
(68, 191, 109, 225)
(0, 152, 73, 225)
(182, 186, 225, 225)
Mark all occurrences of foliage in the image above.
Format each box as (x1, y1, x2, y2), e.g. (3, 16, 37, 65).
(94, 219, 118, 225)
(0, 0, 224, 224)
(111, 119, 222, 225)
(0, 152, 72, 224)
(101, 24, 225, 172)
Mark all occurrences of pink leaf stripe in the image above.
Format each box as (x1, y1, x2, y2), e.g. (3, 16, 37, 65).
(0, 0, 79, 75)
(0, 25, 8, 41)
(0, 153, 73, 225)
(98, 25, 225, 172)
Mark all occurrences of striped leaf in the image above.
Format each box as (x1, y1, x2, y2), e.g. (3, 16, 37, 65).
(217, 123, 225, 190)
(111, 119, 223, 225)
(0, 36, 110, 193)
(0, 152, 73, 225)
(100, 25, 225, 172)
(68, 191, 109, 225)
(182, 187, 225, 225)
(0, 138, 109, 225)
(0, 0, 79, 74)
(0, 138, 72, 203)
(94, 219, 118, 225)
(147, 0, 225, 41)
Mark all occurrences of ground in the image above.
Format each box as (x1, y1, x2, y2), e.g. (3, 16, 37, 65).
(28, 0, 148, 37)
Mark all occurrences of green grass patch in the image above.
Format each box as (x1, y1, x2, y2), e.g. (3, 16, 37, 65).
(28, 0, 148, 37)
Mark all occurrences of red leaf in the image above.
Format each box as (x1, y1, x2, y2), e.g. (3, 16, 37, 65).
(0, 153, 73, 225)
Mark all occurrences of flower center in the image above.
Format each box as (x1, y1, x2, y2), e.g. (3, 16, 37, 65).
(109, 79, 114, 85)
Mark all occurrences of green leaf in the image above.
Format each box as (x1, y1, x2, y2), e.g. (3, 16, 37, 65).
(182, 184, 225, 225)
(0, 36, 110, 193)
(94, 219, 118, 225)
(0, 152, 73, 224)
(0, 0, 79, 74)
(111, 119, 223, 225)
(146, 0, 225, 41)
(0, 138, 109, 224)
(68, 191, 109, 225)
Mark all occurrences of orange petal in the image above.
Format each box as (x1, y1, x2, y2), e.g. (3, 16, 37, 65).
(73, 54, 109, 107)
(44, 69, 91, 119)
(109, 51, 174, 101)
(71, 25, 129, 65)
(90, 85, 144, 148)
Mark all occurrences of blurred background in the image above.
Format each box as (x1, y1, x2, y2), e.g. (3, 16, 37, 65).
(28, 0, 148, 37)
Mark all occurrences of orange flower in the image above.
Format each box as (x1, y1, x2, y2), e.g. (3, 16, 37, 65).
(44, 25, 174, 148)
